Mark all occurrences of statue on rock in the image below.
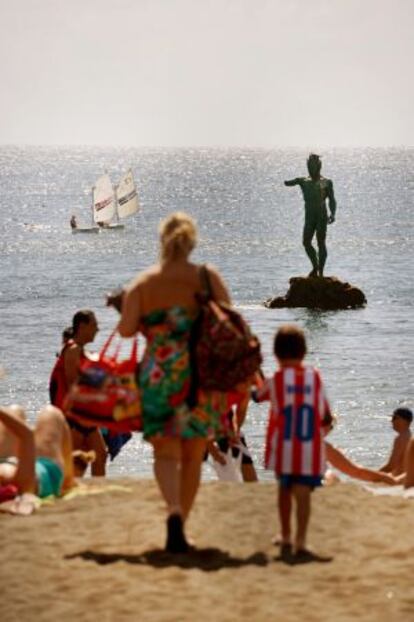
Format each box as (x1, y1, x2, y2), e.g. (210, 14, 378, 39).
(284, 153, 336, 277)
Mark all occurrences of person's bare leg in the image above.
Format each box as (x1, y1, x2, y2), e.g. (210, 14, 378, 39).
(292, 484, 311, 551)
(278, 485, 292, 544)
(61, 418, 75, 492)
(241, 463, 258, 482)
(180, 437, 207, 521)
(151, 437, 182, 515)
(151, 437, 189, 553)
(88, 429, 107, 476)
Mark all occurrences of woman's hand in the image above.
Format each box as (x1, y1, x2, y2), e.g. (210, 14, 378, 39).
(106, 288, 124, 313)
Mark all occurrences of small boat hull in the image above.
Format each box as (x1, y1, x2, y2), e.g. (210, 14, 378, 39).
(100, 223, 125, 231)
(72, 227, 100, 234)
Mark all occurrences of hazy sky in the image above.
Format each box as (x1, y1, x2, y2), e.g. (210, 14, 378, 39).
(0, 0, 413, 147)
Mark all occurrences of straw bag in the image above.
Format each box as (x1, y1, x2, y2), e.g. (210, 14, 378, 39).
(65, 330, 142, 433)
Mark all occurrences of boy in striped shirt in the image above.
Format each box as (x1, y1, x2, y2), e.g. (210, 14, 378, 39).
(254, 324, 332, 559)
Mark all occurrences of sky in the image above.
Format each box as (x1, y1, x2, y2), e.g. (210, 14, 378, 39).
(0, 0, 413, 147)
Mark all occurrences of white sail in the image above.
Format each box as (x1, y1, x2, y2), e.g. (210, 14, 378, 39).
(93, 174, 115, 223)
(116, 169, 139, 219)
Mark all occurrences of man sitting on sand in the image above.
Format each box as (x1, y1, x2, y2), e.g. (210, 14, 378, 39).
(402, 438, 414, 488)
(379, 408, 412, 476)
(0, 405, 75, 498)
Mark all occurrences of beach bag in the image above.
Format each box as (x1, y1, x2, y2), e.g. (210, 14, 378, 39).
(189, 265, 262, 393)
(65, 330, 142, 433)
(209, 449, 242, 482)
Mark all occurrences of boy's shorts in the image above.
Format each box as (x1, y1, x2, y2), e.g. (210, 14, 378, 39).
(278, 474, 323, 489)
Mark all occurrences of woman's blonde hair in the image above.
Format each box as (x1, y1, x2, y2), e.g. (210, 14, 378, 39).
(159, 212, 197, 261)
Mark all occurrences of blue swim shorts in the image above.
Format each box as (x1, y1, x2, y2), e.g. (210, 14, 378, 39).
(278, 474, 323, 489)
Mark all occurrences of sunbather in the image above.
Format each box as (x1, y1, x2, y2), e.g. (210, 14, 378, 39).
(0, 405, 75, 498)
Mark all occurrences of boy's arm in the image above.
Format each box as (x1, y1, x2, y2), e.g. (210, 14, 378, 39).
(318, 373, 333, 428)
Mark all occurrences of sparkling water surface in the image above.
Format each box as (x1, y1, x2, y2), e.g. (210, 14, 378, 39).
(0, 146, 413, 479)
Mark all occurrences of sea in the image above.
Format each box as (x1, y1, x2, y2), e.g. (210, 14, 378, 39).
(0, 146, 413, 480)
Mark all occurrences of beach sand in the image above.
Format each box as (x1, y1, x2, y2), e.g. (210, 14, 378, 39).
(1, 479, 413, 622)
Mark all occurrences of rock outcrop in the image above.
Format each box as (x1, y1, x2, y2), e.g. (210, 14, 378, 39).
(264, 276, 367, 310)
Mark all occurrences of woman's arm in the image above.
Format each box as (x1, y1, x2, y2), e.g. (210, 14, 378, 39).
(118, 284, 141, 338)
(205, 264, 231, 304)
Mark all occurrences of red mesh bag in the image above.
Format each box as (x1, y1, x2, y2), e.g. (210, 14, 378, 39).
(65, 330, 142, 433)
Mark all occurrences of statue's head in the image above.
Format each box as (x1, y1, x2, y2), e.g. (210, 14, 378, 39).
(307, 153, 322, 179)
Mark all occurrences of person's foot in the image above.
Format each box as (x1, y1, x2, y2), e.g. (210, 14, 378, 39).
(294, 548, 333, 563)
(165, 514, 190, 554)
(280, 542, 293, 561)
(271, 534, 290, 546)
(308, 269, 318, 278)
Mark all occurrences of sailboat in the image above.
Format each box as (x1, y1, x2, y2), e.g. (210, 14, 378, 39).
(71, 170, 139, 234)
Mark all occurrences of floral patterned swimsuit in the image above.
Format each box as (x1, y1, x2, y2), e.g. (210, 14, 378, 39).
(139, 306, 231, 440)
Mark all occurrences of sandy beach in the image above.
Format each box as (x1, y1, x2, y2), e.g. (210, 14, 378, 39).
(1, 479, 413, 622)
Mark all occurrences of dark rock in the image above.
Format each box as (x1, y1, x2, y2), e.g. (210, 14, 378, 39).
(264, 276, 367, 310)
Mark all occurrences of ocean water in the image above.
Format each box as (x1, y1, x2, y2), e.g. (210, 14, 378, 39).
(0, 146, 413, 479)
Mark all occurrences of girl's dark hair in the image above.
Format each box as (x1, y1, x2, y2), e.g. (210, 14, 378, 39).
(274, 324, 307, 360)
(62, 326, 74, 343)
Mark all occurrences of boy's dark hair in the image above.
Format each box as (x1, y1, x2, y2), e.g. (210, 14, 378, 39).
(72, 310, 95, 334)
(274, 324, 307, 360)
(393, 408, 413, 424)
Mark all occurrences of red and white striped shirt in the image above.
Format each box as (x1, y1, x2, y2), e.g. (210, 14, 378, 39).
(257, 366, 331, 477)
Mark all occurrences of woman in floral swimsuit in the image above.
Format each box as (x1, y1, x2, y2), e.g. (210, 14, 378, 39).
(117, 212, 232, 553)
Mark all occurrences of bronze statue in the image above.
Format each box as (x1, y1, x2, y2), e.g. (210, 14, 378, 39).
(284, 154, 336, 277)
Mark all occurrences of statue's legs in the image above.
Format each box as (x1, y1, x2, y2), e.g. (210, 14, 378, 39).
(303, 218, 318, 276)
(316, 218, 328, 277)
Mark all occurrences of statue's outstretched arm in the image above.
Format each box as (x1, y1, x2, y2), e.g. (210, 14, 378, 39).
(284, 178, 301, 187)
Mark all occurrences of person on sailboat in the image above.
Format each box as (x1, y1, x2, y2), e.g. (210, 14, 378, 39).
(49, 310, 107, 476)
(70, 215, 77, 230)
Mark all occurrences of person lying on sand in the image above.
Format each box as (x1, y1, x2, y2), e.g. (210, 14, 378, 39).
(0, 405, 76, 498)
(379, 408, 412, 476)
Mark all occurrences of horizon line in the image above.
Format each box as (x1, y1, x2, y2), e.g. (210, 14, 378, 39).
(0, 143, 413, 151)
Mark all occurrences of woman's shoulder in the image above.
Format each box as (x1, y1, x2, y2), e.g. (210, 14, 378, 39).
(126, 264, 161, 290)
